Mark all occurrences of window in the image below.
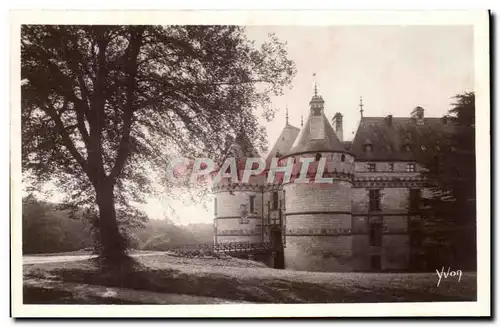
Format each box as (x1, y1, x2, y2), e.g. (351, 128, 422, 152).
(249, 195, 256, 213)
(421, 145, 427, 151)
(406, 163, 416, 172)
(315, 153, 322, 162)
(367, 163, 376, 172)
(389, 163, 394, 172)
(409, 189, 421, 212)
(341, 154, 346, 162)
(272, 191, 279, 210)
(369, 189, 381, 212)
(404, 145, 411, 152)
(214, 198, 217, 216)
(364, 144, 373, 152)
(369, 223, 383, 246)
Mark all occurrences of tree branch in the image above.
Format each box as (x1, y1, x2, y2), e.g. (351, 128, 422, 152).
(42, 100, 90, 175)
(110, 26, 145, 183)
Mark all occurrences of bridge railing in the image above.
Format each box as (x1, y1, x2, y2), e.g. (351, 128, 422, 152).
(163, 242, 278, 255)
(213, 242, 275, 253)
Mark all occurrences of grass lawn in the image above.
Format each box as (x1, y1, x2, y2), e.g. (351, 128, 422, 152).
(23, 253, 477, 304)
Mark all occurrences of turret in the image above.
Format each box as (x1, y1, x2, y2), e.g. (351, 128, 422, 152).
(212, 133, 263, 246)
(279, 85, 356, 272)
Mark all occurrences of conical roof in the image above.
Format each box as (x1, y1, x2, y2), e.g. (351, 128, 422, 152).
(266, 123, 301, 161)
(287, 93, 346, 155)
(229, 132, 260, 159)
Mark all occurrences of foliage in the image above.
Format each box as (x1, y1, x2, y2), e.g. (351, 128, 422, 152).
(21, 25, 296, 260)
(135, 220, 213, 250)
(22, 197, 214, 254)
(22, 196, 94, 254)
(417, 92, 476, 270)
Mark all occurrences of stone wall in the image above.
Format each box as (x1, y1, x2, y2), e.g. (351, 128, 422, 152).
(281, 152, 355, 176)
(352, 187, 410, 213)
(284, 236, 353, 271)
(383, 234, 410, 270)
(351, 183, 412, 271)
(214, 190, 263, 244)
(215, 190, 263, 218)
(351, 214, 409, 271)
(284, 181, 352, 213)
(283, 178, 353, 272)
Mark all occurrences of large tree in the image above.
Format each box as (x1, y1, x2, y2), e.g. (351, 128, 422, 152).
(417, 92, 476, 270)
(21, 25, 295, 262)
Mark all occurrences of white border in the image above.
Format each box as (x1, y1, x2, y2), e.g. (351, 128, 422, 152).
(10, 10, 490, 318)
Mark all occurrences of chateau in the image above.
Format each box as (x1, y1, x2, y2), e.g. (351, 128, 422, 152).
(212, 87, 456, 272)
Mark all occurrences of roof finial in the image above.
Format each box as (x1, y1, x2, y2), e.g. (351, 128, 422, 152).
(359, 96, 364, 118)
(313, 73, 318, 96)
(285, 104, 289, 126)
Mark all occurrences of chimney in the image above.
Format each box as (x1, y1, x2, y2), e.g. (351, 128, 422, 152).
(441, 115, 448, 125)
(386, 114, 393, 126)
(411, 106, 425, 125)
(332, 112, 343, 142)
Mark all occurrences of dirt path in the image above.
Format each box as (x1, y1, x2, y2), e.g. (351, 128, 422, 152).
(23, 251, 166, 265)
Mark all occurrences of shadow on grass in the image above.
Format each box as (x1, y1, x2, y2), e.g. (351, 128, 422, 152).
(23, 286, 140, 304)
(24, 256, 477, 304)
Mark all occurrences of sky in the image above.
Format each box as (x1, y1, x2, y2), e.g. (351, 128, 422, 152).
(143, 25, 474, 226)
(247, 26, 474, 143)
(32, 26, 471, 226)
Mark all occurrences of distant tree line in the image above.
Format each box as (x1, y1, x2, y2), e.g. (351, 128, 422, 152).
(22, 196, 213, 255)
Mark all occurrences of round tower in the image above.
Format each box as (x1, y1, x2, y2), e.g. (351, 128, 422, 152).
(280, 89, 355, 272)
(212, 135, 264, 247)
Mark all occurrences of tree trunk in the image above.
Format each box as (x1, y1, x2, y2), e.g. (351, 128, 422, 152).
(95, 181, 126, 262)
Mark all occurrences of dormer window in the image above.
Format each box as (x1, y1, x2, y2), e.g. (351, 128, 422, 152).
(404, 145, 411, 152)
(421, 145, 427, 151)
(315, 153, 322, 161)
(364, 144, 373, 152)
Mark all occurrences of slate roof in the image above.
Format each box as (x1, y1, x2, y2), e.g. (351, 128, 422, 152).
(230, 132, 260, 159)
(266, 123, 301, 161)
(351, 116, 462, 161)
(287, 111, 346, 155)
